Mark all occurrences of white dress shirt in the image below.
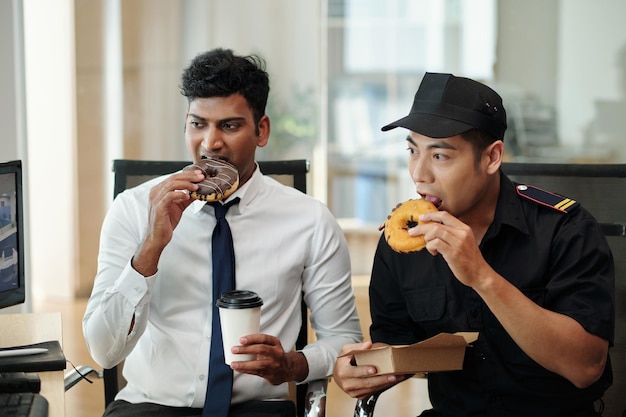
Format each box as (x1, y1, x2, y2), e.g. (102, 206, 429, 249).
(83, 165, 362, 407)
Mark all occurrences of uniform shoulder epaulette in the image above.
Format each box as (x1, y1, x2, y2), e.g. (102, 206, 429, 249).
(515, 184, 580, 213)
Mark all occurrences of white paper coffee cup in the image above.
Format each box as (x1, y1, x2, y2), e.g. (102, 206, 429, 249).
(217, 290, 263, 364)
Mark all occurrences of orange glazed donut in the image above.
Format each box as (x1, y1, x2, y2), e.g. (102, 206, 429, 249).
(182, 158, 239, 202)
(384, 199, 438, 253)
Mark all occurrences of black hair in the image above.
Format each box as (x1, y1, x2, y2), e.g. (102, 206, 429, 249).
(460, 128, 499, 166)
(180, 48, 270, 127)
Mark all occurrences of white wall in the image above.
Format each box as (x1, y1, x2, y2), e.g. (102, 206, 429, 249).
(22, 0, 77, 300)
(200, 0, 320, 101)
(0, 1, 21, 159)
(0, 2, 78, 306)
(496, 0, 559, 106)
(0, 0, 30, 313)
(496, 0, 626, 161)
(557, 0, 626, 157)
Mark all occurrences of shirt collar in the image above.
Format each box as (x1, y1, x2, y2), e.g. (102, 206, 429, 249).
(491, 170, 530, 237)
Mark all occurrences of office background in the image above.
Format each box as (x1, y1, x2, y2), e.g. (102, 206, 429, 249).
(1, 0, 625, 307)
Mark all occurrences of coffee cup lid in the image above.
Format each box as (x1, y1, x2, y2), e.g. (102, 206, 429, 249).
(216, 290, 263, 309)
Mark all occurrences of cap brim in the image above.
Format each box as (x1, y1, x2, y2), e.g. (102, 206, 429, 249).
(381, 113, 474, 138)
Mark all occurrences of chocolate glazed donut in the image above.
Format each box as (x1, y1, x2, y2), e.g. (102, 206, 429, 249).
(182, 158, 240, 202)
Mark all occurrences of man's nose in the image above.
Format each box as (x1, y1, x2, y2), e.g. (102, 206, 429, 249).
(203, 126, 223, 150)
(410, 158, 431, 183)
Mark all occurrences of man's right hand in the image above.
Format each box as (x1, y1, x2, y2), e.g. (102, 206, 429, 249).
(333, 342, 407, 400)
(131, 169, 203, 277)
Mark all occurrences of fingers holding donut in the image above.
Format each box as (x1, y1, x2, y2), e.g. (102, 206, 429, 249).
(148, 169, 203, 206)
(383, 199, 439, 253)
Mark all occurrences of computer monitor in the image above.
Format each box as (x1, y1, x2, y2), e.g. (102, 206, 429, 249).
(0, 160, 25, 309)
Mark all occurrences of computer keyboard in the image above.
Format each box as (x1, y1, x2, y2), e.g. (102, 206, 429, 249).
(0, 392, 48, 417)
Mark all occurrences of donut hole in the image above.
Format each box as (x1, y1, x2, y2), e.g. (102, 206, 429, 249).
(205, 166, 218, 178)
(406, 219, 418, 229)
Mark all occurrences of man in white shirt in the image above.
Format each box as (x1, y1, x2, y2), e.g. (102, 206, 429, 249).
(83, 48, 362, 417)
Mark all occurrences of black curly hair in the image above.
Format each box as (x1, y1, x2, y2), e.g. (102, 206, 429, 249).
(180, 48, 270, 127)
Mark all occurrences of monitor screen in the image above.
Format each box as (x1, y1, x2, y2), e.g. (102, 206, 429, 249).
(0, 160, 25, 309)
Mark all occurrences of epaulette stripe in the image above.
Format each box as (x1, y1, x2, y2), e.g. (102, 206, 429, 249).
(531, 195, 568, 212)
(515, 184, 580, 213)
(556, 199, 577, 210)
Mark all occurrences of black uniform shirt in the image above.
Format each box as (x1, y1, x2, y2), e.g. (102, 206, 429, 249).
(370, 171, 614, 417)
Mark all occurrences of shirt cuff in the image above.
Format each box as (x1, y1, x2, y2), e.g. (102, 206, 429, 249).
(298, 344, 334, 383)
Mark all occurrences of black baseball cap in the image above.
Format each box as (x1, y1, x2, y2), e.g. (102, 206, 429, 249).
(381, 72, 507, 139)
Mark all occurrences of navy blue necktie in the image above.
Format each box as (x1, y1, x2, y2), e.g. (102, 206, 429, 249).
(203, 197, 240, 417)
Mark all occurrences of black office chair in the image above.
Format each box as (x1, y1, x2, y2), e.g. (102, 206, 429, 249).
(502, 162, 626, 417)
(65, 158, 328, 417)
(111, 159, 309, 202)
(354, 162, 626, 417)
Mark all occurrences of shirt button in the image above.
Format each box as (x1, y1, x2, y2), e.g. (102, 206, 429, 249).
(480, 353, 487, 361)
(199, 374, 205, 381)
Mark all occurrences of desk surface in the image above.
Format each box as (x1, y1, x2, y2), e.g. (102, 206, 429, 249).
(0, 312, 65, 417)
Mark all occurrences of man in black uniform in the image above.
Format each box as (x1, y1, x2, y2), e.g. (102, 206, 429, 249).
(333, 72, 614, 417)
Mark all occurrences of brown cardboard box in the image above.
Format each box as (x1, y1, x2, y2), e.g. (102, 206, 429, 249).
(346, 332, 479, 376)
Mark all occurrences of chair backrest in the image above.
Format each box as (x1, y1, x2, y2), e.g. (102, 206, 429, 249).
(107, 158, 311, 416)
(112, 159, 309, 198)
(502, 162, 626, 415)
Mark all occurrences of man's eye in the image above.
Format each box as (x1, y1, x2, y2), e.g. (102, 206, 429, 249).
(222, 122, 239, 130)
(406, 147, 416, 154)
(189, 121, 203, 128)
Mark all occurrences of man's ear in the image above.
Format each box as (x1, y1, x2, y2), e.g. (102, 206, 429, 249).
(485, 140, 504, 175)
(257, 115, 270, 148)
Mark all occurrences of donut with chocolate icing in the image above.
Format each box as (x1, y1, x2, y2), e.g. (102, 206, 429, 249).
(183, 158, 239, 202)
(383, 199, 438, 253)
